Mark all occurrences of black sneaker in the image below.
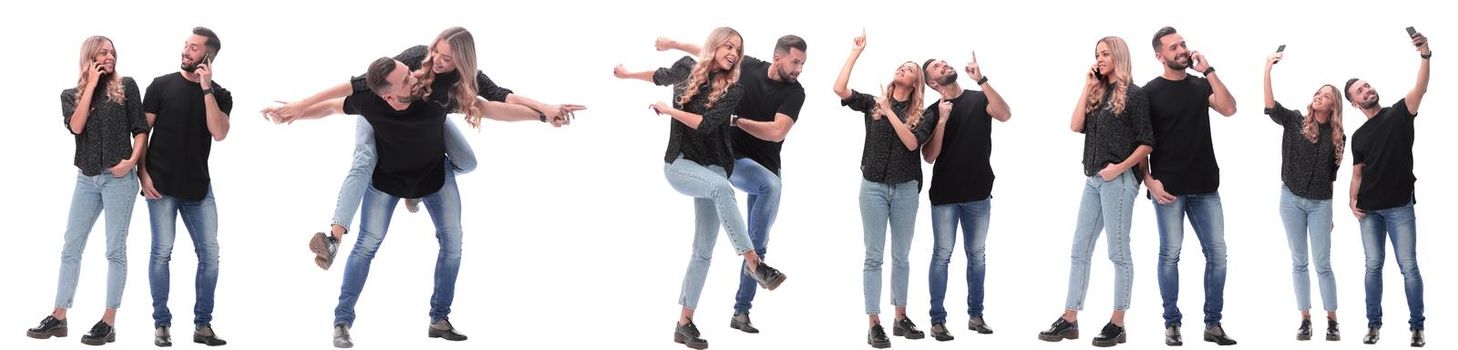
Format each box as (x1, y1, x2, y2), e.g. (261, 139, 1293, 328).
(930, 323, 953, 341)
(193, 325, 226, 346)
(310, 232, 340, 270)
(1203, 325, 1237, 346)
(1363, 327, 1379, 344)
(26, 315, 67, 339)
(892, 318, 924, 339)
(968, 316, 994, 334)
(428, 319, 467, 341)
(868, 324, 891, 349)
(1412, 329, 1425, 347)
(333, 325, 353, 348)
(673, 320, 708, 349)
(744, 262, 787, 290)
(1298, 319, 1313, 341)
(1326, 319, 1340, 341)
(155, 326, 172, 347)
(729, 313, 758, 334)
(1038, 317, 1078, 342)
(80, 321, 115, 346)
(1092, 322, 1127, 347)
(1165, 324, 1183, 346)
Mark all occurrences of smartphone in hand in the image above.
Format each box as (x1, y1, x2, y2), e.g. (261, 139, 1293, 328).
(1277, 44, 1286, 53)
(1406, 26, 1418, 38)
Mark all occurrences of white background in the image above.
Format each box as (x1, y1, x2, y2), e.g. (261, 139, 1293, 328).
(1, 0, 1451, 349)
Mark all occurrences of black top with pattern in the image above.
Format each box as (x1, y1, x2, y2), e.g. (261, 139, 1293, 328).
(1266, 101, 1341, 200)
(841, 89, 937, 189)
(61, 77, 148, 176)
(654, 56, 744, 176)
(1081, 83, 1155, 177)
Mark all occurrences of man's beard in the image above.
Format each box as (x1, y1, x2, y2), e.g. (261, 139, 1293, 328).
(1361, 92, 1381, 109)
(1164, 53, 1190, 70)
(936, 71, 958, 86)
(776, 66, 797, 83)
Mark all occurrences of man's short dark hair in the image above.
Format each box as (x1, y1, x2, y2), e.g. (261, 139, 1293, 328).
(922, 59, 937, 86)
(1344, 78, 1360, 102)
(1152, 26, 1178, 51)
(775, 35, 807, 54)
(365, 57, 397, 95)
(192, 26, 221, 57)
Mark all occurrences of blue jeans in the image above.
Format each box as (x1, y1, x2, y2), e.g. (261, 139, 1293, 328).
(55, 169, 138, 310)
(1358, 199, 1423, 330)
(928, 197, 991, 324)
(334, 161, 463, 327)
(1153, 191, 1227, 327)
(1066, 171, 1137, 311)
(861, 179, 919, 315)
(1278, 186, 1337, 312)
(663, 156, 755, 310)
(147, 186, 220, 327)
(331, 117, 476, 232)
(729, 158, 781, 314)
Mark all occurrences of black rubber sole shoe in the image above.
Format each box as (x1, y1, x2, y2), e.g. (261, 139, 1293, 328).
(27, 327, 68, 339)
(1093, 333, 1127, 347)
(81, 332, 115, 346)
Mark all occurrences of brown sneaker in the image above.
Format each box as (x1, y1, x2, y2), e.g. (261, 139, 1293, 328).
(309, 232, 340, 270)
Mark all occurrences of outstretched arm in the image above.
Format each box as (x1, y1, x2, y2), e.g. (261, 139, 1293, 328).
(656, 36, 703, 56)
(1406, 33, 1431, 115)
(833, 30, 868, 100)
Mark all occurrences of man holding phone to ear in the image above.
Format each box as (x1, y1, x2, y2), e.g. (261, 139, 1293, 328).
(1343, 28, 1430, 348)
(1139, 26, 1239, 347)
(140, 26, 233, 347)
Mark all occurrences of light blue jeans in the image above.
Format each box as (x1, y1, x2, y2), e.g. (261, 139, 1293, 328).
(55, 168, 139, 310)
(1358, 199, 1423, 330)
(148, 186, 220, 327)
(1278, 186, 1336, 312)
(331, 117, 476, 232)
(928, 197, 991, 324)
(861, 179, 919, 315)
(1065, 171, 1137, 311)
(663, 155, 755, 310)
(335, 160, 464, 327)
(729, 158, 781, 314)
(1154, 191, 1228, 327)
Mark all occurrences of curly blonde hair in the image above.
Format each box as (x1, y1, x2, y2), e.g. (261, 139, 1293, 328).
(1086, 36, 1132, 116)
(417, 27, 483, 128)
(76, 36, 124, 104)
(678, 27, 743, 108)
(1304, 85, 1346, 165)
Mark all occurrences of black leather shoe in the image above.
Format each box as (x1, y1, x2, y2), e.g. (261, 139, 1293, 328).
(1326, 319, 1340, 341)
(892, 318, 924, 339)
(26, 315, 68, 339)
(80, 321, 115, 346)
(1412, 329, 1425, 347)
(1038, 317, 1078, 342)
(729, 313, 758, 334)
(1363, 327, 1379, 344)
(968, 316, 994, 334)
(1165, 325, 1183, 346)
(333, 325, 353, 348)
(1203, 325, 1237, 346)
(427, 319, 467, 341)
(155, 326, 172, 347)
(1298, 319, 1313, 341)
(1092, 322, 1127, 347)
(744, 262, 787, 290)
(193, 325, 227, 346)
(930, 323, 953, 341)
(867, 324, 891, 349)
(674, 320, 708, 349)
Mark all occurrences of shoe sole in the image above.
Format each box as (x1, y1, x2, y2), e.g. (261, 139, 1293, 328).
(334, 339, 354, 348)
(309, 232, 335, 270)
(672, 333, 708, 349)
(1039, 330, 1079, 342)
(26, 328, 67, 339)
(1093, 333, 1127, 347)
(1326, 334, 1340, 341)
(1203, 335, 1236, 345)
(868, 340, 891, 349)
(194, 335, 227, 346)
(1298, 333, 1312, 341)
(80, 333, 115, 346)
(759, 274, 786, 291)
(156, 339, 172, 347)
(427, 330, 467, 341)
(728, 321, 759, 334)
(892, 328, 924, 339)
(933, 333, 954, 341)
(969, 325, 994, 334)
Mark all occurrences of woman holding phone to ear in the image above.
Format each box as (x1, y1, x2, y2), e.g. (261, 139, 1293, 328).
(1038, 36, 1152, 348)
(832, 29, 938, 349)
(1263, 48, 1345, 342)
(26, 35, 148, 346)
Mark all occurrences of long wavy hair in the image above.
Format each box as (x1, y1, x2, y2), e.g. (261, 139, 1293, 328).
(1304, 84, 1346, 165)
(879, 62, 926, 127)
(77, 36, 124, 104)
(1086, 36, 1132, 116)
(417, 27, 483, 127)
(678, 27, 743, 109)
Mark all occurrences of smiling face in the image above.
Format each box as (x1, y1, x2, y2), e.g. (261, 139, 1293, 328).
(1156, 33, 1190, 70)
(1095, 41, 1115, 78)
(91, 39, 116, 74)
(713, 34, 743, 72)
(772, 47, 806, 83)
(924, 59, 956, 87)
(1346, 79, 1380, 109)
(1312, 85, 1338, 113)
(431, 39, 457, 74)
(180, 34, 212, 72)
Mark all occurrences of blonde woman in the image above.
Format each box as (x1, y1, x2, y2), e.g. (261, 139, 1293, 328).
(1038, 36, 1152, 348)
(27, 35, 147, 346)
(831, 30, 938, 349)
(1263, 49, 1346, 342)
(614, 26, 787, 350)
